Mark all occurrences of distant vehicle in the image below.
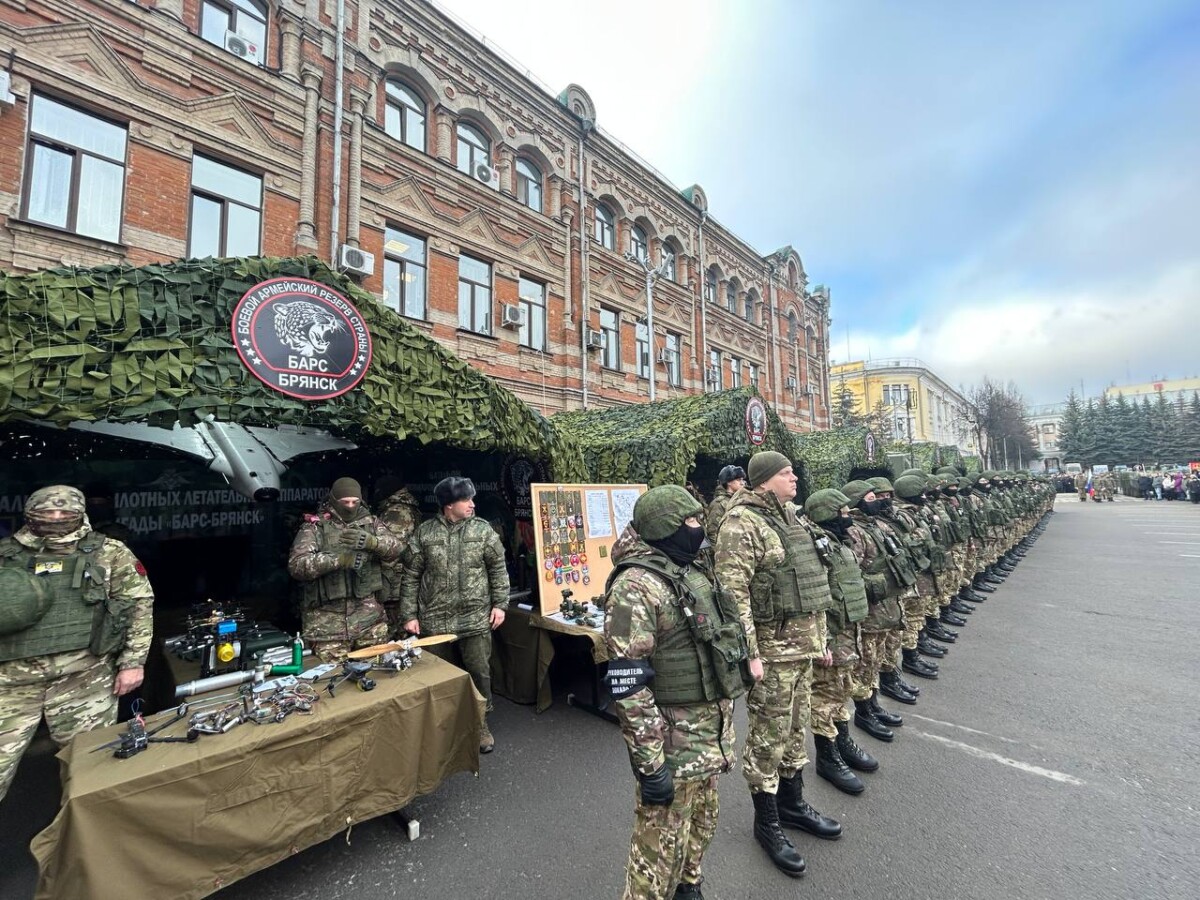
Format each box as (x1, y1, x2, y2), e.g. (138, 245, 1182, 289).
(1092, 464, 1110, 474)
(1064, 463, 1083, 476)
(1114, 465, 1130, 473)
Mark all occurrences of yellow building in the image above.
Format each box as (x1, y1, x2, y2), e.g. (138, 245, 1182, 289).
(1103, 377, 1200, 404)
(830, 358, 979, 454)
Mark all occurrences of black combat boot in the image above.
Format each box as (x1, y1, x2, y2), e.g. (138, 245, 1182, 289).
(996, 559, 1017, 574)
(918, 633, 948, 657)
(869, 690, 903, 727)
(972, 577, 997, 594)
(924, 619, 956, 644)
(894, 670, 922, 696)
(878, 669, 917, 704)
(853, 697, 895, 742)
(951, 596, 977, 614)
(777, 770, 842, 839)
(984, 567, 1006, 583)
(940, 608, 968, 627)
(814, 733, 865, 794)
(835, 720, 880, 771)
(960, 586, 987, 603)
(674, 880, 704, 899)
(751, 791, 807, 876)
(902, 647, 939, 679)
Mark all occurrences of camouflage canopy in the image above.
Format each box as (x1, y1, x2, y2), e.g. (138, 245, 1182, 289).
(0, 256, 587, 479)
(794, 426, 891, 493)
(885, 440, 966, 475)
(552, 386, 796, 487)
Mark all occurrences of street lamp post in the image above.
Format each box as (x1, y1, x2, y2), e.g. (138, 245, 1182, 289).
(626, 249, 671, 403)
(1002, 436, 1011, 470)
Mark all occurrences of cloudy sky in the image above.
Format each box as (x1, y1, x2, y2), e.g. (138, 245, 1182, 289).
(435, 0, 1200, 404)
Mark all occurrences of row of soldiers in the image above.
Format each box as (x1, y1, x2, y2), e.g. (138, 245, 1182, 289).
(1074, 470, 1116, 502)
(602, 456, 1056, 900)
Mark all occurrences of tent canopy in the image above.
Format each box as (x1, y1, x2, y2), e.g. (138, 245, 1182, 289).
(794, 427, 890, 492)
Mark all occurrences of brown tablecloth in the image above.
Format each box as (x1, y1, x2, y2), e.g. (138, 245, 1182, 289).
(490, 606, 553, 708)
(31, 655, 482, 900)
(528, 615, 610, 713)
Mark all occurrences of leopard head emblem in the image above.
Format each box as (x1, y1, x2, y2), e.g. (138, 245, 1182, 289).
(273, 301, 345, 357)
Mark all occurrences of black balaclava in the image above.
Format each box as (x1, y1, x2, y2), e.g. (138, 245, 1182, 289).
(647, 522, 706, 566)
(859, 498, 883, 516)
(823, 515, 853, 538)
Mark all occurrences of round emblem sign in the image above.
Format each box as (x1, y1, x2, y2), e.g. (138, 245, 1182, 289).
(745, 397, 768, 446)
(231, 278, 372, 400)
(865, 430, 877, 462)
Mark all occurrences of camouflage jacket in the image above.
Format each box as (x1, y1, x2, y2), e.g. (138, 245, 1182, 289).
(377, 488, 421, 602)
(10, 525, 154, 671)
(712, 489, 827, 663)
(286, 504, 403, 592)
(399, 514, 510, 637)
(886, 502, 939, 596)
(603, 530, 736, 780)
(704, 485, 735, 546)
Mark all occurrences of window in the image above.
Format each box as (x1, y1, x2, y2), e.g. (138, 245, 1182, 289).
(456, 122, 489, 177)
(384, 80, 426, 151)
(704, 267, 717, 303)
(458, 254, 492, 334)
(787, 311, 798, 341)
(189, 153, 261, 257)
(729, 355, 742, 388)
(1041, 423, 1056, 434)
(726, 280, 737, 313)
(201, 0, 267, 64)
(600, 307, 620, 370)
(661, 244, 676, 282)
(518, 277, 546, 351)
(382, 226, 427, 319)
(708, 349, 722, 389)
(516, 159, 542, 213)
(23, 96, 127, 243)
(748, 362, 760, 388)
(594, 203, 615, 250)
(744, 291, 756, 323)
(883, 384, 910, 407)
(630, 225, 648, 262)
(665, 333, 682, 386)
(635, 321, 651, 379)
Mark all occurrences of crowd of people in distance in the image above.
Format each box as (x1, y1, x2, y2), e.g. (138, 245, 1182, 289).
(1136, 470, 1200, 502)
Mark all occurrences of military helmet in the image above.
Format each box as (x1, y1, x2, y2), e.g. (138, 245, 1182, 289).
(804, 488, 851, 524)
(0, 568, 53, 635)
(633, 485, 703, 541)
(935, 466, 960, 476)
(842, 480, 874, 506)
(900, 467, 927, 478)
(893, 474, 928, 500)
(867, 476, 894, 494)
(957, 476, 974, 492)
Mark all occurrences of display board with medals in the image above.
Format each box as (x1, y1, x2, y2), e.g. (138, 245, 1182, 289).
(529, 483, 648, 616)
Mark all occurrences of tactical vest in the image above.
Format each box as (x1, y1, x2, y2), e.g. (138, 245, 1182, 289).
(607, 553, 750, 705)
(965, 497, 989, 539)
(858, 520, 914, 596)
(922, 507, 950, 572)
(985, 495, 1007, 527)
(825, 539, 868, 633)
(944, 501, 968, 544)
(887, 509, 932, 572)
(741, 507, 834, 623)
(299, 517, 384, 609)
(0, 534, 120, 662)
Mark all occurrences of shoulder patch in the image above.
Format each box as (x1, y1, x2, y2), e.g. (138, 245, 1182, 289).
(134, 559, 147, 576)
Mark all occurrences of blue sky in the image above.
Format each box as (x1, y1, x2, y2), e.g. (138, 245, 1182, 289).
(435, 0, 1200, 404)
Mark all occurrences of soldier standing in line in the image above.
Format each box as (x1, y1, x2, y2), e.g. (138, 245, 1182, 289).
(603, 485, 748, 900)
(884, 475, 946, 679)
(400, 476, 509, 754)
(803, 489, 877, 796)
(373, 475, 422, 635)
(714, 450, 841, 879)
(0, 486, 154, 802)
(704, 465, 745, 547)
(287, 477, 403, 663)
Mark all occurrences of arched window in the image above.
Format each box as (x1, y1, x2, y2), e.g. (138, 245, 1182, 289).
(516, 158, 542, 212)
(744, 290, 756, 323)
(661, 243, 676, 282)
(201, 0, 267, 66)
(726, 279, 738, 313)
(630, 224, 648, 262)
(456, 122, 489, 176)
(595, 203, 615, 249)
(787, 260, 799, 290)
(788, 310, 798, 341)
(704, 266, 717, 303)
(384, 80, 426, 152)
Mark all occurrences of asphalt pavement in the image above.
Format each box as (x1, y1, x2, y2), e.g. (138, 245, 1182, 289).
(4, 492, 1199, 900)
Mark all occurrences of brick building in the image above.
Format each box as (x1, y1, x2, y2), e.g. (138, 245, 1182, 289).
(0, 0, 830, 429)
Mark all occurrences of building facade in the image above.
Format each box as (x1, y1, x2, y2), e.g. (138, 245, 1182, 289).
(1027, 402, 1065, 472)
(1103, 377, 1200, 405)
(830, 358, 978, 455)
(0, 0, 830, 430)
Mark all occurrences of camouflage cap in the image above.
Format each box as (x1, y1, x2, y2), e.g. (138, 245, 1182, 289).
(633, 485, 703, 541)
(842, 479, 874, 506)
(804, 488, 851, 524)
(867, 476, 894, 494)
(747, 451, 792, 488)
(893, 474, 928, 500)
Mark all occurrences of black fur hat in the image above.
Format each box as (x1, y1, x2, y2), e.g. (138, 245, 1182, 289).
(434, 476, 476, 508)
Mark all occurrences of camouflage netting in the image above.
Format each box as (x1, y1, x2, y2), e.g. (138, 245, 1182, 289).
(552, 386, 796, 487)
(962, 455, 982, 474)
(885, 440, 967, 474)
(0, 256, 587, 479)
(794, 427, 890, 492)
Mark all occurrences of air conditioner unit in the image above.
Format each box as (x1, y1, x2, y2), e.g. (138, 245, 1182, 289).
(0, 71, 14, 107)
(802, 384, 817, 396)
(785, 376, 798, 390)
(656, 349, 670, 364)
(706, 368, 720, 385)
(585, 329, 606, 351)
(338, 244, 375, 277)
(224, 30, 264, 65)
(500, 303, 526, 329)
(473, 162, 500, 190)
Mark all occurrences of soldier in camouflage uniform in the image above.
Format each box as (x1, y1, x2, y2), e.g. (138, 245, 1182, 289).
(287, 477, 403, 663)
(400, 476, 509, 754)
(704, 464, 745, 546)
(884, 475, 944, 679)
(603, 486, 748, 900)
(0, 485, 154, 802)
(373, 475, 422, 634)
(714, 450, 841, 879)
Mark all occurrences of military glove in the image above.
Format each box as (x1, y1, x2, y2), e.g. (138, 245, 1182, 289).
(337, 552, 366, 571)
(337, 530, 380, 552)
(637, 764, 674, 807)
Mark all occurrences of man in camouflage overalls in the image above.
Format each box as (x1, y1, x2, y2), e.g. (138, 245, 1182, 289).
(373, 475, 422, 634)
(714, 451, 842, 879)
(0, 485, 154, 802)
(287, 477, 403, 662)
(400, 476, 509, 753)
(604, 485, 747, 900)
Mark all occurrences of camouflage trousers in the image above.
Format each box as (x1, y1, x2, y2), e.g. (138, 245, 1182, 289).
(429, 632, 494, 712)
(742, 658, 813, 793)
(882, 628, 903, 673)
(622, 775, 719, 900)
(0, 650, 117, 802)
(308, 622, 390, 664)
(304, 597, 390, 663)
(850, 631, 890, 701)
(901, 590, 925, 650)
(810, 662, 854, 739)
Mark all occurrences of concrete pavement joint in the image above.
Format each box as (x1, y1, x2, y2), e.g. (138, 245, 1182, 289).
(913, 731, 1085, 785)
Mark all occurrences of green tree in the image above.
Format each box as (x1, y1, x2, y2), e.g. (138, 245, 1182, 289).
(1058, 390, 1085, 461)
